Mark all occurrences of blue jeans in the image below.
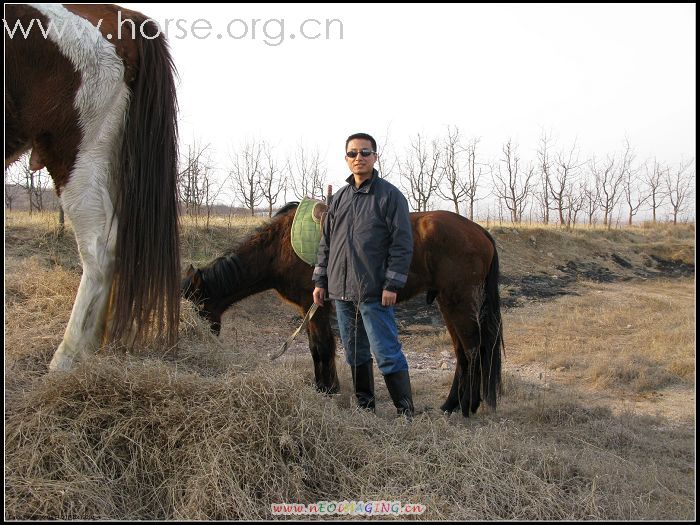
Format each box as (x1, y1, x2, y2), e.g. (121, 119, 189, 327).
(334, 300, 408, 376)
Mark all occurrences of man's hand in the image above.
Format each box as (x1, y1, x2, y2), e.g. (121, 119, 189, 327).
(313, 287, 326, 307)
(382, 290, 397, 307)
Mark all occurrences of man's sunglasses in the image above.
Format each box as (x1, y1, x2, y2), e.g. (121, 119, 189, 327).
(346, 148, 376, 158)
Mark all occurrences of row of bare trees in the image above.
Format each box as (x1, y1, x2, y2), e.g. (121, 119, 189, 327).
(6, 132, 695, 227)
(177, 140, 327, 222)
(393, 129, 694, 227)
(178, 131, 695, 227)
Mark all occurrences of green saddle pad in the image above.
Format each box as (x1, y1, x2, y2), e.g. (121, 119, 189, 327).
(291, 198, 325, 266)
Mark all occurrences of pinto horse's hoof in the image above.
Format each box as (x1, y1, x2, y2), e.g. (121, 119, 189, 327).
(49, 346, 77, 372)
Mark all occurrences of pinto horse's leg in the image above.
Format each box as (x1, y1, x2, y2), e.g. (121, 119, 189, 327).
(48, 98, 131, 370)
(49, 178, 119, 370)
(48, 112, 129, 370)
(25, 5, 138, 370)
(306, 305, 339, 394)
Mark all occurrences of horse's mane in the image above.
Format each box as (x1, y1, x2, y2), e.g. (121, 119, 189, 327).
(199, 208, 294, 298)
(200, 252, 247, 300)
(274, 202, 300, 217)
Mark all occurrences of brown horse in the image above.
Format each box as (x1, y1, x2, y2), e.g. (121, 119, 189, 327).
(5, 4, 180, 370)
(182, 204, 504, 417)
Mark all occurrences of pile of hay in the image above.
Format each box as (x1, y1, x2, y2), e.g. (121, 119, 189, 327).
(6, 335, 694, 520)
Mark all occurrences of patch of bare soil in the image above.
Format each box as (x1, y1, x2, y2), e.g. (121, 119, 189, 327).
(500, 360, 695, 425)
(501, 252, 692, 308)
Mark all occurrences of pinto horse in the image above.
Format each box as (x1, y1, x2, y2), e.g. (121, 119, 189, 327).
(5, 4, 180, 370)
(182, 203, 504, 417)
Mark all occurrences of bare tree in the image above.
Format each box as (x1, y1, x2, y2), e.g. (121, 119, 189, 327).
(549, 140, 582, 226)
(581, 177, 601, 226)
(259, 142, 286, 217)
(590, 147, 626, 229)
(643, 159, 667, 223)
(535, 130, 554, 224)
(36, 170, 52, 211)
(375, 126, 398, 181)
(492, 139, 534, 223)
(566, 184, 587, 226)
(622, 160, 650, 226)
(614, 139, 637, 227)
(289, 145, 326, 201)
(178, 142, 213, 220)
(665, 159, 695, 224)
(464, 137, 485, 221)
(178, 142, 225, 228)
(15, 160, 51, 214)
(231, 140, 265, 216)
(399, 133, 442, 212)
(436, 126, 468, 215)
(4, 171, 22, 211)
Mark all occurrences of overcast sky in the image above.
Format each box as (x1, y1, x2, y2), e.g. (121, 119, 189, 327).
(126, 3, 695, 210)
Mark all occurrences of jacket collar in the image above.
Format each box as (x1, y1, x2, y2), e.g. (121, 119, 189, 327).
(345, 168, 379, 194)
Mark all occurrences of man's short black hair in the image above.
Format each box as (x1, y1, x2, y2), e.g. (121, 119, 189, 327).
(346, 133, 377, 153)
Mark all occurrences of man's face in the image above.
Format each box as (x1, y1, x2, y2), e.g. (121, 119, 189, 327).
(345, 138, 377, 178)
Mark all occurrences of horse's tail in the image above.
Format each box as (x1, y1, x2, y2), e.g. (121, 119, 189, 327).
(108, 18, 180, 346)
(480, 229, 504, 408)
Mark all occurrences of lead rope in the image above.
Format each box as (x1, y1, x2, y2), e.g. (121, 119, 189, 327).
(269, 303, 319, 361)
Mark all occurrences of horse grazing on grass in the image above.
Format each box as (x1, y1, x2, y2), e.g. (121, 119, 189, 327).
(5, 4, 180, 370)
(183, 203, 504, 417)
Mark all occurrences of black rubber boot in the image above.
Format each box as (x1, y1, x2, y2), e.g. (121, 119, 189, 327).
(351, 360, 376, 411)
(383, 369, 415, 419)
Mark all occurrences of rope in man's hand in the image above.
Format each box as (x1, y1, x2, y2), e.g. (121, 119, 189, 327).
(268, 303, 319, 361)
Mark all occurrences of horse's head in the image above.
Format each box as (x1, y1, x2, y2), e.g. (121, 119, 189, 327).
(182, 264, 222, 336)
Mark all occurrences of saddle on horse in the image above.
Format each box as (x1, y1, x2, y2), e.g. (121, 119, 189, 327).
(291, 197, 328, 266)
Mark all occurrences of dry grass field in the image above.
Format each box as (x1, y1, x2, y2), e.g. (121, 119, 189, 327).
(4, 210, 696, 520)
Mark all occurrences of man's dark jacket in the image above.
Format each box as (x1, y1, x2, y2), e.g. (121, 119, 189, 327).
(313, 170, 413, 302)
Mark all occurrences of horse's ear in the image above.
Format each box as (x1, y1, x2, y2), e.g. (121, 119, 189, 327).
(192, 269, 203, 287)
(185, 264, 195, 277)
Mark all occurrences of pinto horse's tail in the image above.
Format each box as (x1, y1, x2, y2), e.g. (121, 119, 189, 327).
(480, 229, 504, 408)
(108, 18, 180, 346)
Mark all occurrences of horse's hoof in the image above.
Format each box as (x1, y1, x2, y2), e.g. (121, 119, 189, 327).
(439, 402, 458, 414)
(48, 342, 83, 372)
(49, 352, 75, 372)
(315, 382, 340, 396)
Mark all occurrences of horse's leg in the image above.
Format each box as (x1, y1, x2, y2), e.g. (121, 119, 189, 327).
(456, 344, 482, 416)
(438, 299, 482, 417)
(438, 314, 463, 413)
(48, 86, 130, 370)
(306, 305, 339, 394)
(442, 365, 464, 414)
(49, 174, 118, 370)
(453, 332, 482, 417)
(470, 353, 483, 414)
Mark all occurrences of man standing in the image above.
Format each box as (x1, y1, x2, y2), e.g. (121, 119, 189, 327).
(312, 133, 415, 417)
